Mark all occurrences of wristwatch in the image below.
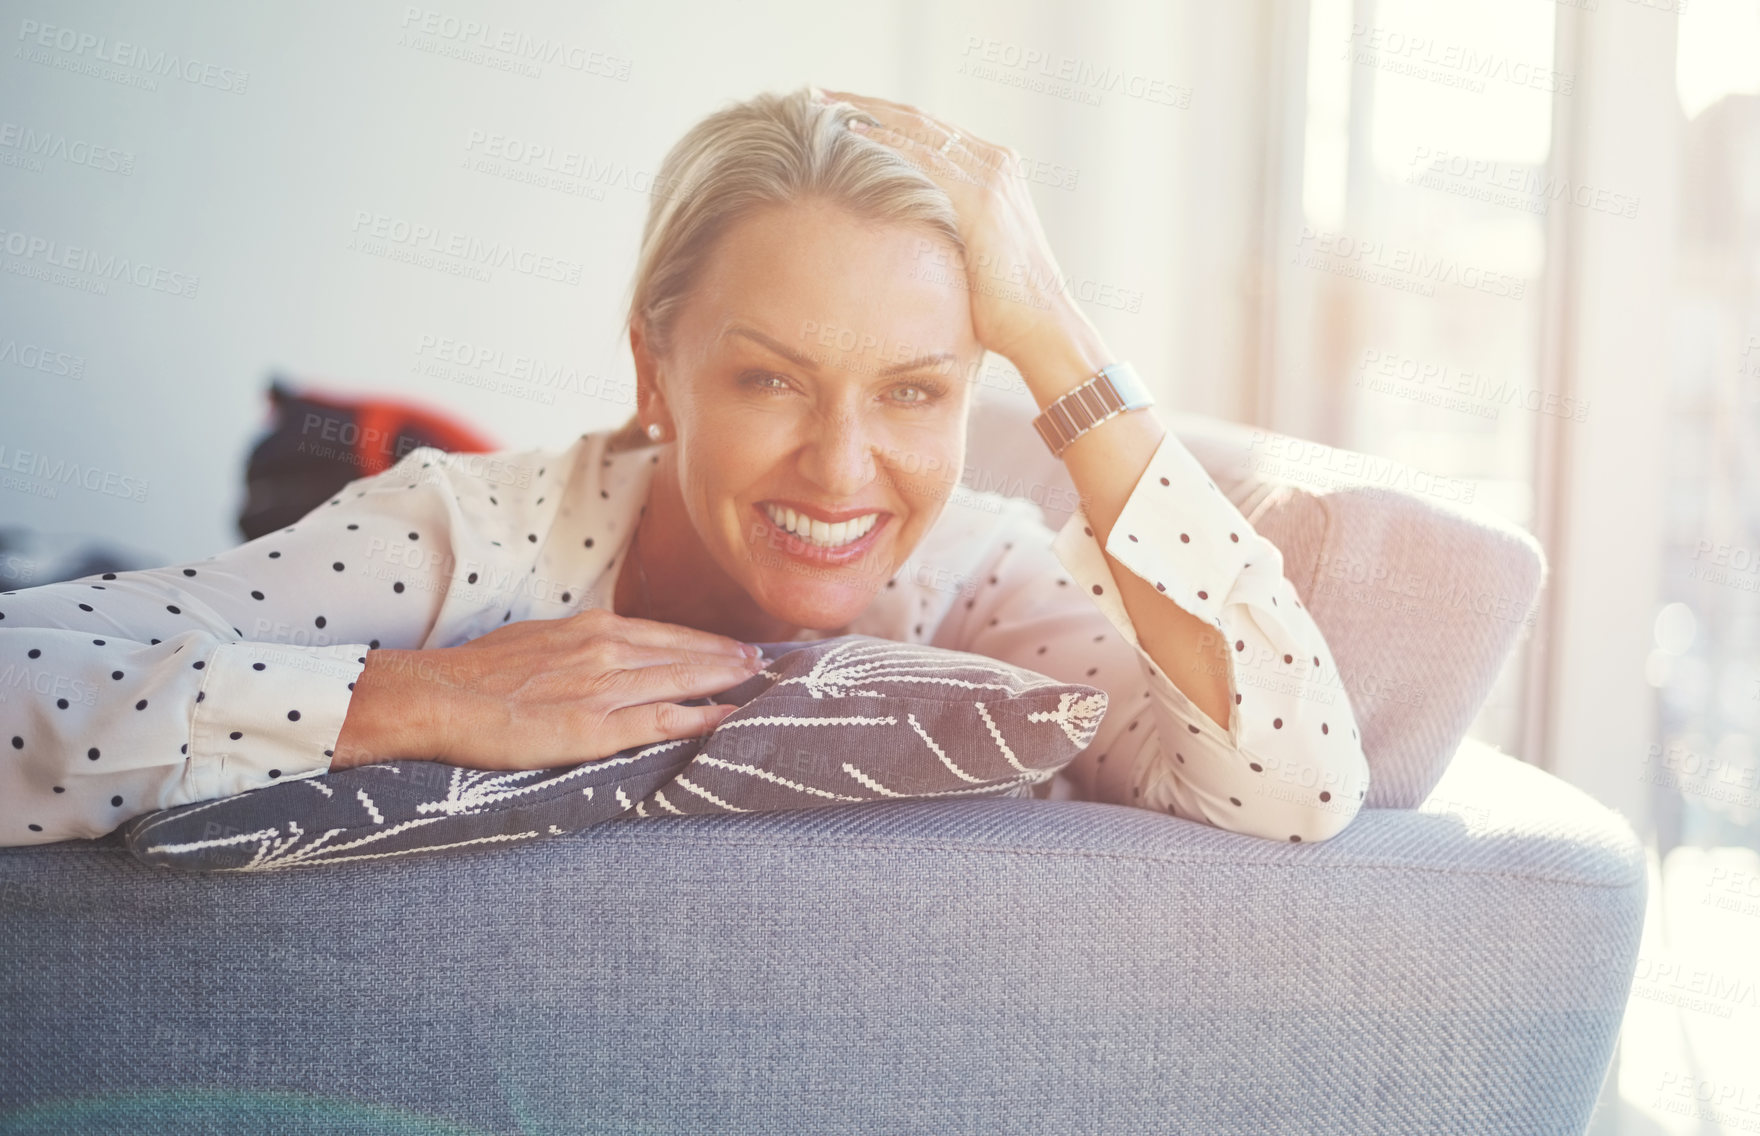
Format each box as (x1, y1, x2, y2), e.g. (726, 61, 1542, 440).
(1031, 362, 1155, 458)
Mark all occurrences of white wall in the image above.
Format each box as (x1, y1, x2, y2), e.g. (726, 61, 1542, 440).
(2, 0, 1268, 565)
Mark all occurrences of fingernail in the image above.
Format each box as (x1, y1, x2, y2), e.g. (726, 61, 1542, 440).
(848, 118, 870, 132)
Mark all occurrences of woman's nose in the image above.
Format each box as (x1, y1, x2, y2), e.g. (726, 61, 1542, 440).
(799, 410, 880, 494)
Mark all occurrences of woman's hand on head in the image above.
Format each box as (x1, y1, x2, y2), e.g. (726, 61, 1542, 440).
(814, 87, 1110, 376)
(331, 608, 764, 772)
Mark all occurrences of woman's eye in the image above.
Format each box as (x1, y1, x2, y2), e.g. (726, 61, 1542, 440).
(742, 371, 792, 393)
(893, 381, 949, 406)
(740, 371, 949, 407)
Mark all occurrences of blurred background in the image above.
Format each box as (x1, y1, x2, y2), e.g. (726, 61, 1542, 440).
(2, 0, 1756, 1129)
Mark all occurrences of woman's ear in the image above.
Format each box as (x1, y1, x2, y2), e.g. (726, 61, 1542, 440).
(628, 318, 674, 434)
(629, 319, 656, 387)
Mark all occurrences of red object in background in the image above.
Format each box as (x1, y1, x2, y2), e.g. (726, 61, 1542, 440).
(237, 376, 502, 541)
(288, 378, 501, 475)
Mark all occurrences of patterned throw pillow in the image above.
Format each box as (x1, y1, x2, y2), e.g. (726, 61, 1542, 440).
(120, 634, 1107, 872)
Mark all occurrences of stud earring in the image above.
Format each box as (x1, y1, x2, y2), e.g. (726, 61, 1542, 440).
(646, 422, 663, 441)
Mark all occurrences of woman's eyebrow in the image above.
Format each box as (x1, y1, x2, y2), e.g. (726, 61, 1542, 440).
(719, 323, 955, 377)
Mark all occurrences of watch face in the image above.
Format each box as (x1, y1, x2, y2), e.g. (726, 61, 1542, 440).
(1102, 364, 1153, 408)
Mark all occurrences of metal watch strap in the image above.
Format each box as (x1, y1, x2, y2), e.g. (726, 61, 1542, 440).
(1031, 362, 1155, 457)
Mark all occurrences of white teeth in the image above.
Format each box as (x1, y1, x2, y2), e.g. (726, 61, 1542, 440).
(764, 503, 879, 548)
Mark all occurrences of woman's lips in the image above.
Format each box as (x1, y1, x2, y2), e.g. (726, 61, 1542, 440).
(752, 503, 890, 565)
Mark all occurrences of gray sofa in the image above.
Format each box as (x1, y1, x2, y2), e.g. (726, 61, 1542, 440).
(0, 395, 1646, 1136)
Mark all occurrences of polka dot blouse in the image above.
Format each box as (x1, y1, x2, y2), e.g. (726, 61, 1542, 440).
(0, 428, 1369, 847)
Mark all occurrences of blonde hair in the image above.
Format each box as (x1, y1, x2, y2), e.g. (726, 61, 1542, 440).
(624, 87, 965, 364)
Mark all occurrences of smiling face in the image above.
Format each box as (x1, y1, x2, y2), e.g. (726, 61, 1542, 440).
(631, 197, 980, 639)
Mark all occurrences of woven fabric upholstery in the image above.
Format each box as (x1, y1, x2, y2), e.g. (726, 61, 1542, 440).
(0, 738, 1645, 1134)
(0, 402, 1622, 1136)
(963, 393, 1546, 808)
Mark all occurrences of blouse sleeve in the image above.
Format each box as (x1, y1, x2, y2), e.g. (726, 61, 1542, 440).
(948, 430, 1371, 843)
(0, 445, 480, 847)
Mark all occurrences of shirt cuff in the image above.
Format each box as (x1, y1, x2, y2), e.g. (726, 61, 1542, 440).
(188, 641, 371, 802)
(1050, 430, 1266, 645)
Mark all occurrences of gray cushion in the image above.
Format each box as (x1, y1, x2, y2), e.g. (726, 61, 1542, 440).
(119, 634, 1105, 871)
(963, 391, 1546, 808)
(2, 735, 1645, 1135)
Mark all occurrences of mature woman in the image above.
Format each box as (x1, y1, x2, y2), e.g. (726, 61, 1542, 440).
(0, 88, 1369, 847)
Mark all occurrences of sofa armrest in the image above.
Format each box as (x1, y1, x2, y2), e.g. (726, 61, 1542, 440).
(0, 738, 1644, 1135)
(963, 394, 1548, 809)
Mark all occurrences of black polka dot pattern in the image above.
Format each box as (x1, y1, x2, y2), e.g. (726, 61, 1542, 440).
(2, 431, 1368, 846)
(0, 442, 581, 841)
(977, 441, 1370, 840)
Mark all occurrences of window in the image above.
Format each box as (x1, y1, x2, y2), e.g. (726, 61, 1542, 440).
(1279, 0, 1560, 756)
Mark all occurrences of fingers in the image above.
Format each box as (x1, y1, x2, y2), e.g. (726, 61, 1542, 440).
(605, 656, 764, 708)
(822, 91, 998, 189)
(819, 88, 1004, 156)
(615, 699, 740, 748)
(593, 657, 757, 754)
(849, 116, 986, 191)
(834, 93, 955, 152)
(602, 639, 762, 672)
(819, 88, 937, 130)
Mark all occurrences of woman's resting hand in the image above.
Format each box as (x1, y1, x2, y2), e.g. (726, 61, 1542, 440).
(331, 609, 763, 771)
